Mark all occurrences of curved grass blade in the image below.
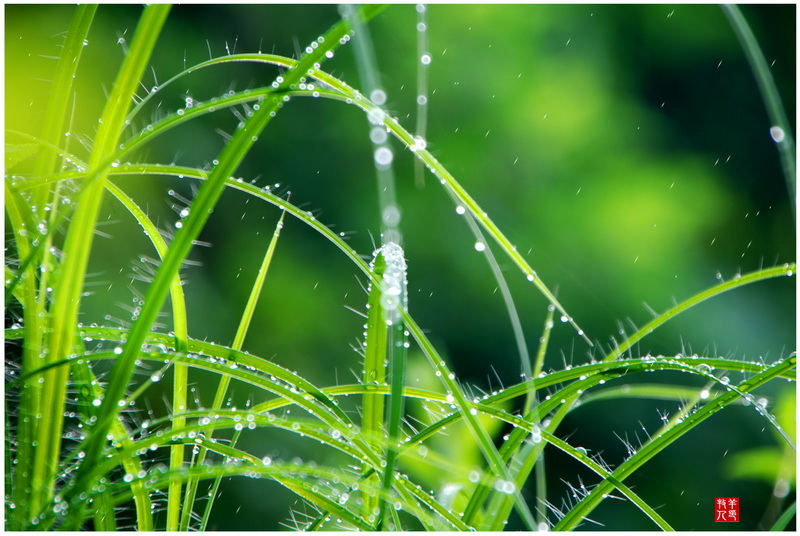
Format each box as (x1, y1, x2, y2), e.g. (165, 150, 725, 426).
(103, 180, 189, 529)
(33, 6, 171, 528)
(605, 263, 796, 361)
(554, 354, 797, 530)
(722, 4, 795, 217)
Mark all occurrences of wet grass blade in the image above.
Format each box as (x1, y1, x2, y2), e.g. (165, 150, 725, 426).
(34, 6, 170, 527)
(722, 4, 795, 217)
(361, 248, 388, 520)
(191, 209, 287, 531)
(554, 354, 797, 530)
(605, 263, 795, 361)
(7, 7, 96, 528)
(104, 180, 187, 529)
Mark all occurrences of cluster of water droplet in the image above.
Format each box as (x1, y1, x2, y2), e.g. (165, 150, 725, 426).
(377, 242, 408, 325)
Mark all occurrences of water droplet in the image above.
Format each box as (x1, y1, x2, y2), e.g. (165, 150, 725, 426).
(374, 147, 393, 166)
(474, 241, 486, 252)
(382, 204, 401, 227)
(770, 126, 785, 143)
(367, 107, 386, 125)
(370, 126, 388, 144)
(370, 89, 387, 106)
(455, 205, 466, 215)
(420, 54, 432, 65)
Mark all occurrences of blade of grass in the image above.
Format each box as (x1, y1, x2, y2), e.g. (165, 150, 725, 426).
(770, 501, 796, 531)
(13, 5, 95, 520)
(30, 4, 96, 217)
(375, 243, 408, 530)
(722, 4, 795, 218)
(360, 246, 388, 520)
(5, 180, 41, 530)
(554, 354, 797, 530)
(32, 5, 170, 526)
(414, 3, 429, 188)
(104, 180, 187, 530)
(604, 264, 796, 361)
(191, 209, 286, 531)
(340, 3, 401, 243)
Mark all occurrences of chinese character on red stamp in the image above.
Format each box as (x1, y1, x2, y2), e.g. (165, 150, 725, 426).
(714, 497, 740, 522)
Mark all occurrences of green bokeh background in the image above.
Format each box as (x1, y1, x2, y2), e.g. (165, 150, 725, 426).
(6, 4, 796, 531)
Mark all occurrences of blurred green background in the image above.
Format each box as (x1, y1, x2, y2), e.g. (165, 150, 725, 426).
(6, 4, 796, 531)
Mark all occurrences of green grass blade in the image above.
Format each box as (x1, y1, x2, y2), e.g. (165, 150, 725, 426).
(414, 3, 429, 188)
(605, 263, 795, 361)
(30, 4, 96, 216)
(361, 246, 388, 520)
(191, 209, 287, 531)
(770, 501, 796, 531)
(103, 180, 187, 530)
(554, 354, 797, 530)
(722, 4, 795, 217)
(340, 3, 401, 241)
(375, 243, 408, 530)
(31, 6, 170, 527)
(5, 181, 41, 529)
